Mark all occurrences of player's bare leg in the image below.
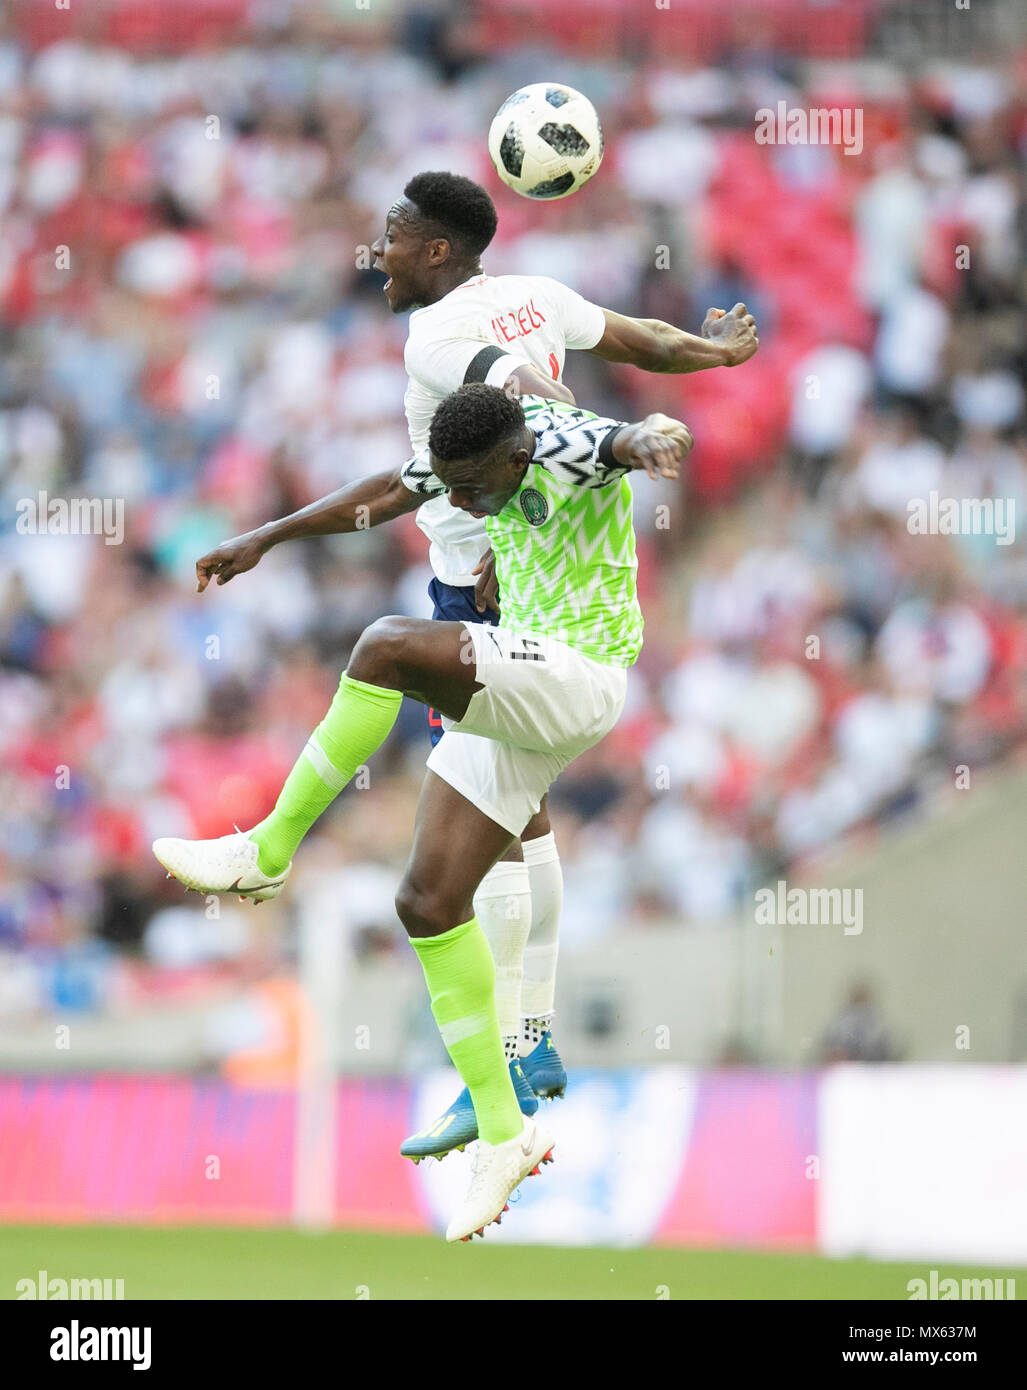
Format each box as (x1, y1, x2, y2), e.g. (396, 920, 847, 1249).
(395, 770, 515, 939)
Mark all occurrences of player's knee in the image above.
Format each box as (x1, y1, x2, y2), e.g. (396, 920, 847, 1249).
(395, 877, 464, 939)
(349, 615, 412, 687)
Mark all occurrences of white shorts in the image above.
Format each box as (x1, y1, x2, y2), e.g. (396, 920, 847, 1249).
(426, 624, 627, 836)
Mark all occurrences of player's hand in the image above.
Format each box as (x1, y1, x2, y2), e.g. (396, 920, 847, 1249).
(472, 548, 501, 615)
(196, 532, 268, 592)
(620, 414, 693, 480)
(701, 302, 758, 366)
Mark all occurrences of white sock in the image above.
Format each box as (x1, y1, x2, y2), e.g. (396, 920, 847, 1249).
(519, 832, 562, 1054)
(521, 1012, 554, 1052)
(472, 859, 531, 1060)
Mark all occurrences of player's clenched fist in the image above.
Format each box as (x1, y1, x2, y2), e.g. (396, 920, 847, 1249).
(701, 302, 759, 366)
(614, 413, 694, 480)
(196, 531, 268, 592)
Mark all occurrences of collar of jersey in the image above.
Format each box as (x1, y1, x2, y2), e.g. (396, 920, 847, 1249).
(410, 273, 489, 318)
(411, 266, 489, 308)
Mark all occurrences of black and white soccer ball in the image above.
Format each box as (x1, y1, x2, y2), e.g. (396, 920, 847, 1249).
(488, 83, 603, 200)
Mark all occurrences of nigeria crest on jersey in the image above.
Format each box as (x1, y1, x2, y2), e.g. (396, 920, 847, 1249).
(519, 487, 548, 525)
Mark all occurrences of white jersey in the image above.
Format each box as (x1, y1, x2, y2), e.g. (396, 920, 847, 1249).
(403, 273, 606, 586)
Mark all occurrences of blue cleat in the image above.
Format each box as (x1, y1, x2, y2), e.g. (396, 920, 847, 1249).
(401, 1060, 538, 1164)
(519, 1031, 567, 1101)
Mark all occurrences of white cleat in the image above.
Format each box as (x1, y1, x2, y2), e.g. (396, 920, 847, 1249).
(445, 1114, 555, 1243)
(152, 830, 291, 903)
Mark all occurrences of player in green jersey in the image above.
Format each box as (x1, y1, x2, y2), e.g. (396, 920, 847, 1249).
(153, 384, 691, 1241)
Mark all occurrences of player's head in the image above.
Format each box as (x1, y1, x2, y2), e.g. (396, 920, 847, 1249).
(428, 384, 532, 517)
(371, 172, 498, 313)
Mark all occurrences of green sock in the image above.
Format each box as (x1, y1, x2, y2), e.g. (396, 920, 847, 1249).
(411, 918, 523, 1146)
(250, 671, 402, 876)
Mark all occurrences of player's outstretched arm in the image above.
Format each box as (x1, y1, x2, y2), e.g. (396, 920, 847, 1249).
(591, 303, 758, 373)
(611, 413, 694, 479)
(195, 468, 420, 591)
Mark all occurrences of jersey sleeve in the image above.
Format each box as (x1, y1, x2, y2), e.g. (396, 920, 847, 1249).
(535, 277, 606, 351)
(405, 331, 530, 396)
(399, 450, 446, 498)
(526, 399, 630, 488)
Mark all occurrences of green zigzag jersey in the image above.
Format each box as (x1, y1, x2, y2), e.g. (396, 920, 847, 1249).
(400, 397, 644, 667)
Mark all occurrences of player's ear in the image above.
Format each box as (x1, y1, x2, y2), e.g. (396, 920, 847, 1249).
(426, 237, 451, 266)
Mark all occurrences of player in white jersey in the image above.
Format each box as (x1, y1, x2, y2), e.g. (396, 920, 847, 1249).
(378, 173, 756, 601)
(363, 173, 757, 1147)
(401, 263, 605, 587)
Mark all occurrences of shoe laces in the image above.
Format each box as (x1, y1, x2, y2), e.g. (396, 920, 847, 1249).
(468, 1143, 496, 1190)
(232, 826, 257, 857)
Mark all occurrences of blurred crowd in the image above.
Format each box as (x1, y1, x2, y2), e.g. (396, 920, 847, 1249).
(1, 1, 1025, 1021)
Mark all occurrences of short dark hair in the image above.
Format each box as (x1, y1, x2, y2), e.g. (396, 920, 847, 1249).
(403, 171, 497, 260)
(429, 384, 525, 462)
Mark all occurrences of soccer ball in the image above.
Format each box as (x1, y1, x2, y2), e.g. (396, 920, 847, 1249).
(488, 83, 603, 200)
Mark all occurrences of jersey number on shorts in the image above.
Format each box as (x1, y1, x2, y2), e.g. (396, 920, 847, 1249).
(486, 630, 546, 663)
